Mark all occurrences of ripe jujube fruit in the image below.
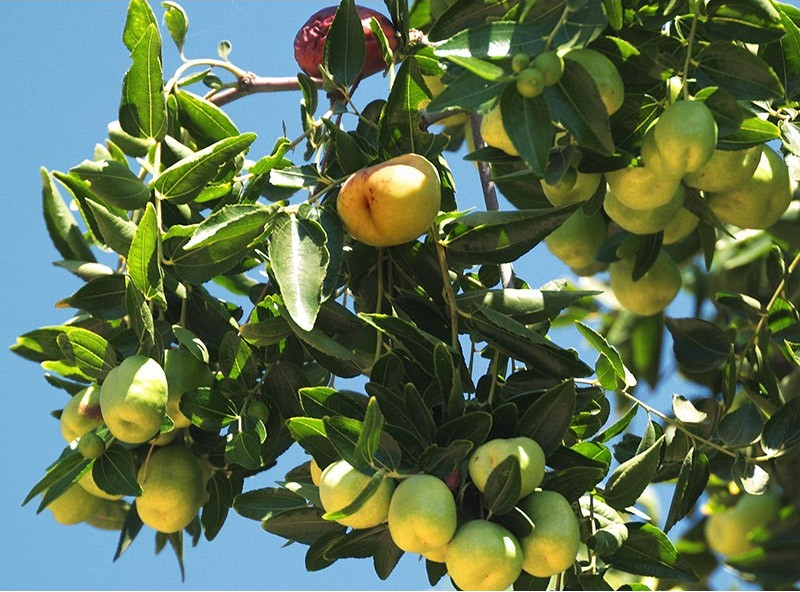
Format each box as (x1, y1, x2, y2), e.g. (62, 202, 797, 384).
(294, 5, 398, 80)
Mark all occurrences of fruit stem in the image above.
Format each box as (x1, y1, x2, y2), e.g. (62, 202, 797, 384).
(679, 1, 701, 101)
(374, 247, 386, 363)
(432, 225, 461, 349)
(486, 350, 500, 407)
(468, 115, 515, 288)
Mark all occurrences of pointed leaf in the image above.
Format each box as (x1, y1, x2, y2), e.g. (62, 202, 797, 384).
(41, 167, 95, 262)
(119, 24, 166, 140)
(71, 159, 150, 210)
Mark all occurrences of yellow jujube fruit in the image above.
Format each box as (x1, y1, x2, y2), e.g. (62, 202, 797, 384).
(60, 384, 103, 442)
(707, 145, 793, 230)
(541, 169, 602, 207)
(662, 207, 699, 245)
(318, 460, 395, 529)
(545, 210, 607, 273)
(388, 474, 457, 554)
(653, 101, 718, 174)
(164, 347, 212, 429)
(683, 145, 763, 193)
(136, 445, 206, 533)
(480, 104, 518, 156)
(609, 250, 682, 316)
(46, 483, 104, 526)
(604, 184, 685, 235)
(445, 520, 523, 591)
(563, 49, 625, 115)
(468, 437, 546, 500)
(705, 492, 781, 558)
(336, 153, 442, 247)
(605, 164, 683, 210)
(518, 490, 581, 578)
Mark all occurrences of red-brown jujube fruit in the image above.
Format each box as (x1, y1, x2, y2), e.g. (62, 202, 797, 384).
(294, 5, 399, 80)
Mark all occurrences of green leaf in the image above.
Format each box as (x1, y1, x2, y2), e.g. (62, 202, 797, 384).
(41, 168, 95, 262)
(92, 445, 142, 497)
(324, 416, 365, 470)
(56, 274, 127, 320)
(226, 417, 267, 469)
(203, 472, 242, 541)
(179, 385, 239, 430)
(444, 207, 578, 265)
(483, 455, 521, 515)
(378, 57, 449, 157)
(603, 436, 664, 510)
(467, 307, 592, 379)
(443, 55, 507, 81)
(428, 0, 511, 41)
(457, 288, 598, 324)
(23, 447, 88, 507)
(70, 159, 150, 210)
(542, 466, 606, 503)
(418, 440, 473, 479)
(706, 0, 785, 44)
(113, 501, 144, 561)
(761, 394, 800, 456)
(372, 529, 404, 580)
(122, 0, 157, 51)
(500, 85, 552, 177)
(240, 316, 291, 347)
(322, 120, 370, 175)
(717, 116, 781, 149)
(126, 279, 155, 347)
(162, 1, 188, 54)
(576, 321, 631, 387)
(603, 522, 698, 582)
(286, 417, 339, 467)
(322, 470, 386, 522)
(55, 328, 116, 381)
(663, 448, 709, 533)
(355, 397, 384, 468)
(262, 506, 346, 544)
(155, 133, 256, 203)
(665, 317, 730, 373)
(127, 202, 165, 306)
(233, 487, 308, 521)
(119, 24, 166, 140)
(436, 411, 493, 448)
(426, 70, 508, 115)
(695, 41, 785, 100)
(517, 380, 578, 455)
(434, 22, 546, 59)
(323, 0, 366, 87)
(543, 60, 614, 155)
(84, 199, 136, 256)
(175, 90, 240, 144)
(269, 213, 329, 332)
(717, 401, 763, 448)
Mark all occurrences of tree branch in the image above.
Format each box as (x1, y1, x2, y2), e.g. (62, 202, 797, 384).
(469, 114, 515, 288)
(208, 74, 322, 106)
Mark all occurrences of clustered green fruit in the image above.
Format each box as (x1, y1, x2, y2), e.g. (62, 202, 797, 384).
(44, 349, 217, 534)
(705, 491, 781, 558)
(315, 436, 581, 591)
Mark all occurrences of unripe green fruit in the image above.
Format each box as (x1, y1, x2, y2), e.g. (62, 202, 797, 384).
(136, 445, 206, 533)
(653, 101, 718, 174)
(78, 432, 105, 459)
(609, 251, 682, 316)
(531, 51, 564, 86)
(545, 210, 606, 273)
(100, 355, 167, 444)
(468, 437, 545, 500)
(683, 145, 763, 193)
(86, 499, 129, 531)
(445, 520, 523, 591)
(60, 384, 103, 442)
(541, 169, 601, 206)
(79, 468, 123, 501)
(518, 490, 581, 577)
(388, 474, 457, 554)
(247, 400, 271, 423)
(318, 460, 395, 529)
(46, 483, 104, 525)
(516, 67, 545, 98)
(604, 184, 685, 235)
(707, 145, 792, 229)
(662, 207, 699, 245)
(480, 104, 518, 156)
(705, 492, 781, 557)
(511, 53, 531, 74)
(164, 347, 212, 429)
(563, 49, 624, 115)
(309, 458, 323, 486)
(605, 164, 683, 210)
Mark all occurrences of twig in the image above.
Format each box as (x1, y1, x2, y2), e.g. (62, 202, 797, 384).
(469, 115, 515, 288)
(679, 1, 701, 100)
(209, 75, 322, 106)
(432, 225, 461, 349)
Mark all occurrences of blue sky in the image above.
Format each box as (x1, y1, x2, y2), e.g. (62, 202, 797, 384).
(0, 1, 776, 590)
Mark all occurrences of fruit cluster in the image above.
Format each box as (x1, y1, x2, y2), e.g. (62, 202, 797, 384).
(314, 437, 581, 591)
(478, 48, 794, 317)
(46, 350, 213, 534)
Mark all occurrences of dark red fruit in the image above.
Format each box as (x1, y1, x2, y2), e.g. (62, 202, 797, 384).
(294, 5, 399, 80)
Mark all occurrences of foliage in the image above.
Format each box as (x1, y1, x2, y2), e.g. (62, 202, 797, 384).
(12, 0, 800, 589)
